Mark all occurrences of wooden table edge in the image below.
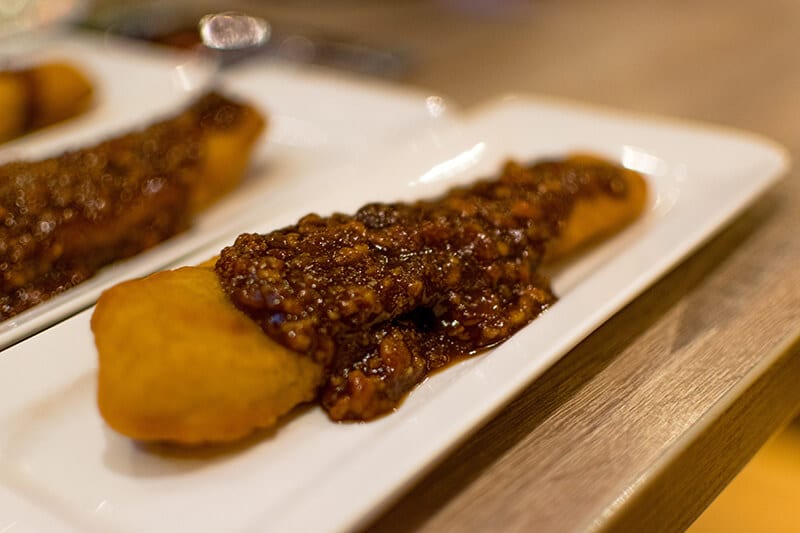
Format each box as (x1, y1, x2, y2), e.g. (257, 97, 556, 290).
(590, 331, 800, 532)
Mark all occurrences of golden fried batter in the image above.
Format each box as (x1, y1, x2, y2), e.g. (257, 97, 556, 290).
(0, 61, 93, 142)
(93, 266, 322, 444)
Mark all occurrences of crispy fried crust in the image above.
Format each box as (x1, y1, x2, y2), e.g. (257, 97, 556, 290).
(92, 266, 322, 444)
(189, 98, 265, 213)
(545, 155, 647, 262)
(0, 62, 93, 143)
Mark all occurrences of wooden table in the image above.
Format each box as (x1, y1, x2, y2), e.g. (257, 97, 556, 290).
(100, 0, 800, 529)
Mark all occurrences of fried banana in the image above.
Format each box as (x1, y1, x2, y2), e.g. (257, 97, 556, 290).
(93, 266, 322, 443)
(0, 61, 93, 143)
(93, 156, 646, 444)
(0, 92, 265, 319)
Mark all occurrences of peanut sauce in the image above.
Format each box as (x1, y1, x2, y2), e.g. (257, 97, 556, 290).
(216, 157, 631, 421)
(0, 93, 247, 319)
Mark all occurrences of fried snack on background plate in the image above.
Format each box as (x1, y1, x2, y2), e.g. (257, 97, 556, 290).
(0, 92, 265, 319)
(92, 155, 647, 445)
(0, 61, 94, 142)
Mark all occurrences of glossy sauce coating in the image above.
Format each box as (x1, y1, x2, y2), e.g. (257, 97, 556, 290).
(216, 158, 632, 420)
(0, 93, 247, 319)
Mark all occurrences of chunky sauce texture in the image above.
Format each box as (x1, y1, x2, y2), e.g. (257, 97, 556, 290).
(216, 158, 631, 420)
(0, 93, 246, 319)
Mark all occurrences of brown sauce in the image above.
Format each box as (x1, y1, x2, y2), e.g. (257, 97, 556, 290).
(216, 157, 631, 421)
(0, 92, 247, 320)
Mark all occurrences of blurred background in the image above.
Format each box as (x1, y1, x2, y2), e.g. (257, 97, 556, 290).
(3, 0, 799, 530)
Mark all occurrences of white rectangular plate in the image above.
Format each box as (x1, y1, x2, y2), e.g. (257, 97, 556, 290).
(0, 33, 451, 348)
(0, 95, 788, 532)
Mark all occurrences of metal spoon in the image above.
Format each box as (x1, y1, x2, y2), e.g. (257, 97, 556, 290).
(199, 12, 270, 52)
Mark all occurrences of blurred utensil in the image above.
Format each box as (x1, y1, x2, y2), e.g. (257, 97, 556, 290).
(199, 11, 270, 51)
(79, 4, 410, 78)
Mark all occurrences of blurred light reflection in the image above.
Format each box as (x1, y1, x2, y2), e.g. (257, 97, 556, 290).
(425, 96, 447, 118)
(621, 146, 685, 214)
(621, 145, 668, 176)
(413, 142, 486, 186)
(170, 57, 214, 93)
